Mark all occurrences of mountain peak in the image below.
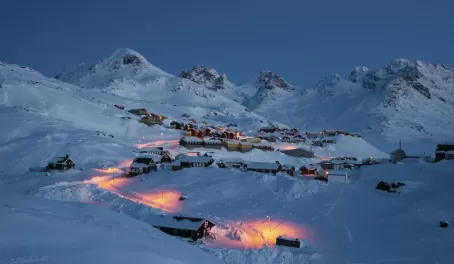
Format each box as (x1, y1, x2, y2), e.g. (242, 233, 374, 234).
(179, 65, 227, 90)
(255, 71, 295, 91)
(348, 66, 370, 83)
(317, 73, 342, 87)
(55, 48, 170, 86)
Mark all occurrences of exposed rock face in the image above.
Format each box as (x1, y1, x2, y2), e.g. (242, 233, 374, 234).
(255, 71, 295, 91)
(179, 65, 227, 90)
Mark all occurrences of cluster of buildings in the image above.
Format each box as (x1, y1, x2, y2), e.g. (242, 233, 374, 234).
(179, 136, 274, 152)
(128, 147, 173, 177)
(169, 152, 361, 183)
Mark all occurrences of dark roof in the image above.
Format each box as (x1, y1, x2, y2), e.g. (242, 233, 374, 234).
(48, 156, 73, 164)
(281, 148, 313, 155)
(436, 144, 454, 151)
(147, 215, 215, 230)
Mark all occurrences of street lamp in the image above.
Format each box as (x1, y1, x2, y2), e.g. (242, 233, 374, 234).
(266, 215, 271, 232)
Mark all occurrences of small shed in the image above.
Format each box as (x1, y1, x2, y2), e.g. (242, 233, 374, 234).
(281, 148, 314, 158)
(47, 155, 75, 171)
(276, 235, 301, 248)
(246, 161, 282, 174)
(327, 170, 349, 183)
(150, 215, 215, 241)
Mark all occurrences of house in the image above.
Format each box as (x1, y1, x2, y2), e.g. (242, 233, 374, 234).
(140, 147, 173, 163)
(47, 155, 75, 171)
(281, 164, 296, 176)
(281, 148, 314, 158)
(246, 161, 282, 174)
(241, 137, 261, 143)
(150, 215, 215, 241)
(129, 153, 159, 176)
(239, 142, 253, 152)
(435, 143, 454, 162)
(276, 235, 301, 248)
(322, 139, 336, 144)
(223, 140, 240, 151)
(326, 170, 349, 183)
(216, 158, 246, 169)
(203, 139, 222, 149)
(179, 155, 214, 168)
(128, 108, 148, 115)
(259, 126, 277, 133)
(140, 115, 162, 126)
(300, 164, 317, 175)
(179, 136, 204, 149)
(252, 143, 274, 151)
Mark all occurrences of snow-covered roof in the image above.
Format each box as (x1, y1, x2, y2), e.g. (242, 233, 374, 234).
(48, 156, 72, 164)
(217, 158, 245, 163)
(302, 164, 317, 170)
(253, 143, 273, 147)
(239, 141, 253, 146)
(246, 162, 281, 170)
(204, 139, 222, 144)
(136, 153, 162, 160)
(446, 150, 454, 154)
(327, 170, 349, 176)
(141, 147, 169, 153)
(130, 162, 150, 168)
(180, 156, 214, 163)
(181, 136, 203, 143)
(148, 215, 213, 230)
(224, 140, 240, 144)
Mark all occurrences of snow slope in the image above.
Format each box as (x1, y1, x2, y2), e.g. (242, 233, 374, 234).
(0, 187, 224, 264)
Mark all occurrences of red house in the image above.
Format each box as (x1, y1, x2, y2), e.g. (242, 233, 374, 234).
(300, 164, 317, 176)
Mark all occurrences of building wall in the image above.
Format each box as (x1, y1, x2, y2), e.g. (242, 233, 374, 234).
(328, 174, 348, 183)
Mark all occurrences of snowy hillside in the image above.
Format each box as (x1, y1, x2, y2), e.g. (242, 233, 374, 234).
(2, 50, 454, 264)
(0, 187, 224, 264)
(245, 59, 454, 148)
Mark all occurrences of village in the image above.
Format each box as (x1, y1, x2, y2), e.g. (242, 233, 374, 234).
(39, 106, 454, 249)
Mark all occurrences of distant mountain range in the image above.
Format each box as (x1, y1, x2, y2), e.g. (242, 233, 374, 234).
(7, 48, 454, 142)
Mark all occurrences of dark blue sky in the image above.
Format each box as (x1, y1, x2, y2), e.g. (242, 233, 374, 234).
(1, 0, 453, 86)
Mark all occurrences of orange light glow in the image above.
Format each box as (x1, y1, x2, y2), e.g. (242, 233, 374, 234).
(249, 219, 304, 246)
(118, 159, 133, 168)
(136, 140, 180, 149)
(212, 219, 305, 249)
(281, 145, 297, 150)
(93, 168, 123, 174)
(141, 190, 182, 213)
(84, 176, 181, 213)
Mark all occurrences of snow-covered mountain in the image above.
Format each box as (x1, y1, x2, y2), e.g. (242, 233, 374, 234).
(246, 59, 454, 144)
(243, 71, 296, 110)
(54, 49, 272, 127)
(179, 65, 228, 91)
